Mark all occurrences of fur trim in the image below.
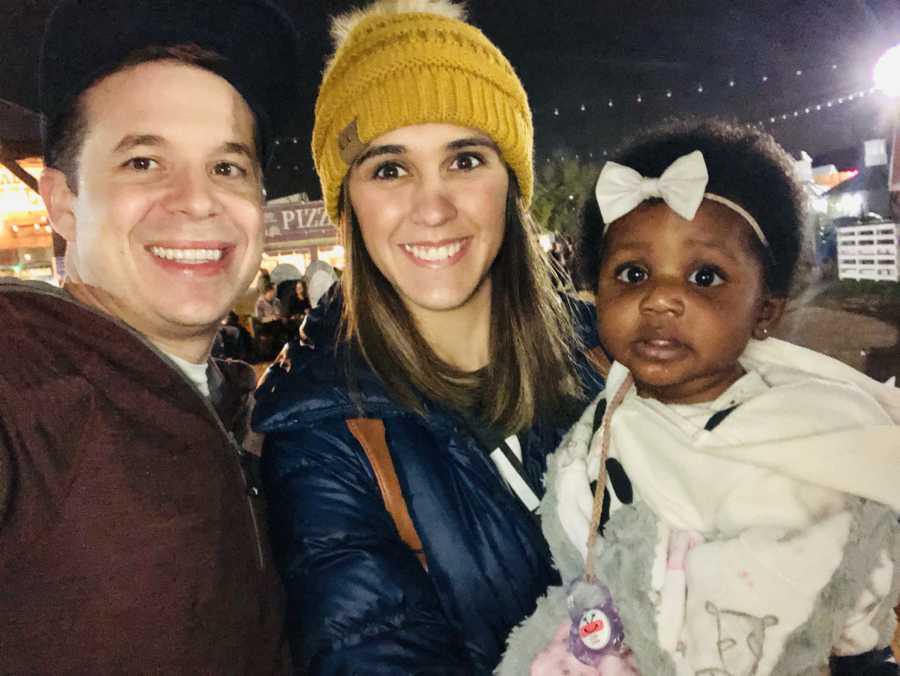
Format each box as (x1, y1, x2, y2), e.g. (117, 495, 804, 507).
(330, 0, 467, 49)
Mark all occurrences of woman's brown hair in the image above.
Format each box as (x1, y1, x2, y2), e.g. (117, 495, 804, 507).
(338, 174, 585, 434)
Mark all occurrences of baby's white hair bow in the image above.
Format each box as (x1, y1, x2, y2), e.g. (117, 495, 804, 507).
(593, 150, 769, 246)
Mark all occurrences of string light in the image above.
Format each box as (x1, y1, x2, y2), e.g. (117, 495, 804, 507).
(759, 88, 876, 127)
(533, 58, 855, 119)
(267, 59, 880, 163)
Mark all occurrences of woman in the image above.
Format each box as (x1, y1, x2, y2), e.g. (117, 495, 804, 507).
(252, 1, 604, 673)
(280, 279, 311, 321)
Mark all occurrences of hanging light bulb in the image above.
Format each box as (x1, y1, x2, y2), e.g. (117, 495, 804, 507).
(874, 44, 900, 97)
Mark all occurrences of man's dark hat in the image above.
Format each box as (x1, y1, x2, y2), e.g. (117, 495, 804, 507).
(39, 0, 302, 164)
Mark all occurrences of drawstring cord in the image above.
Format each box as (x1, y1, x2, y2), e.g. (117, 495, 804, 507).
(584, 373, 633, 581)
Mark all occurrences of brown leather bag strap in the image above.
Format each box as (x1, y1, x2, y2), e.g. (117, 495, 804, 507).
(346, 418, 428, 570)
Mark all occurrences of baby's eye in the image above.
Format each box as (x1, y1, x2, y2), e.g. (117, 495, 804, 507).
(373, 162, 408, 180)
(449, 153, 484, 171)
(123, 157, 158, 171)
(614, 264, 648, 284)
(688, 265, 725, 287)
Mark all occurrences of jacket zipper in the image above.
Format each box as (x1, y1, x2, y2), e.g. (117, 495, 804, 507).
(227, 431, 266, 570)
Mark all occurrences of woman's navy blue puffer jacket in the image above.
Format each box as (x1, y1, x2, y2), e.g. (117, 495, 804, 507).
(252, 288, 604, 675)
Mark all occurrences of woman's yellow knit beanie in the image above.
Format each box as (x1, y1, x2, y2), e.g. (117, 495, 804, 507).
(313, 0, 533, 222)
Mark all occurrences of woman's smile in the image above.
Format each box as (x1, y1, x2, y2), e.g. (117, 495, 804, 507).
(400, 236, 471, 266)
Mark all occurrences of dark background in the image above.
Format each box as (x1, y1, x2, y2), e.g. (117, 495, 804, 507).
(1, 0, 899, 199)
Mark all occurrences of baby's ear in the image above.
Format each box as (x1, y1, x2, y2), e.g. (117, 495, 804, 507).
(753, 296, 787, 339)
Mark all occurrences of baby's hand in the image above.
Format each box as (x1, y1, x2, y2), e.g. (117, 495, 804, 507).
(530, 621, 640, 676)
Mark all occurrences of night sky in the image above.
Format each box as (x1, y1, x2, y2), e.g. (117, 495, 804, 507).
(1, 0, 899, 199)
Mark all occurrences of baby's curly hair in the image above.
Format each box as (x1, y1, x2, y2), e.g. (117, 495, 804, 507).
(576, 118, 805, 297)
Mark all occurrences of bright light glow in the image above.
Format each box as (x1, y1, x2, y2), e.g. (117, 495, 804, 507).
(811, 197, 828, 214)
(838, 192, 863, 217)
(873, 44, 900, 98)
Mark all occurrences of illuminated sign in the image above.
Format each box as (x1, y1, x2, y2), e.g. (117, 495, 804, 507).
(263, 200, 337, 246)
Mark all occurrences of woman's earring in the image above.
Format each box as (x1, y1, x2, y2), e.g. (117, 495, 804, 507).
(753, 325, 769, 340)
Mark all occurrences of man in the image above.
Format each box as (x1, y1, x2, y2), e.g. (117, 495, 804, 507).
(256, 282, 283, 323)
(0, 0, 301, 672)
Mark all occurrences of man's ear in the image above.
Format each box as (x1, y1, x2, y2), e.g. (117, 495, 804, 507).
(753, 295, 787, 339)
(39, 168, 77, 242)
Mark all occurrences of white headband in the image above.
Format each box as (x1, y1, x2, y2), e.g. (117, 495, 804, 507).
(593, 150, 769, 247)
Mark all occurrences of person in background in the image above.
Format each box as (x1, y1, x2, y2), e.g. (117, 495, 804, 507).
(212, 310, 255, 362)
(251, 1, 605, 673)
(256, 281, 282, 323)
(0, 0, 302, 672)
(257, 266, 273, 294)
(286, 278, 311, 318)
